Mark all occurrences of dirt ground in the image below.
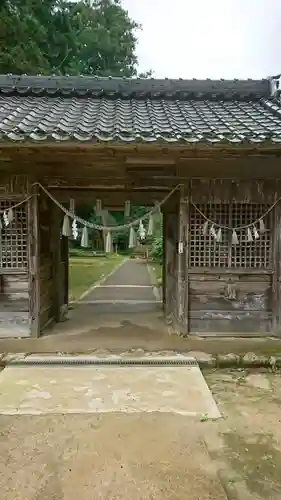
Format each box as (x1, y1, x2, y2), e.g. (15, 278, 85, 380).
(203, 369, 281, 499)
(1, 370, 281, 499)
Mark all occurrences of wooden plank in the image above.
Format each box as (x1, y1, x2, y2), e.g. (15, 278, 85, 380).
(189, 316, 271, 334)
(190, 292, 270, 311)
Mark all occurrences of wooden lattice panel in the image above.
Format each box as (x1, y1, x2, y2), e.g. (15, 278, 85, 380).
(190, 203, 271, 269)
(0, 201, 28, 269)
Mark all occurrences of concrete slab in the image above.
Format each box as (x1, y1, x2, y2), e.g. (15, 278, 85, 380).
(0, 365, 221, 418)
(0, 413, 228, 500)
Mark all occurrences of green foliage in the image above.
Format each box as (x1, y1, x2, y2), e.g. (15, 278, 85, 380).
(0, 0, 151, 76)
(151, 236, 163, 262)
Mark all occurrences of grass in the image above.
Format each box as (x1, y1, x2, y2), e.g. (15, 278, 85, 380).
(69, 254, 123, 302)
(148, 260, 162, 287)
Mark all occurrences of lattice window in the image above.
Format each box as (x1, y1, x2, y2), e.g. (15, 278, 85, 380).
(0, 201, 28, 269)
(189, 203, 271, 269)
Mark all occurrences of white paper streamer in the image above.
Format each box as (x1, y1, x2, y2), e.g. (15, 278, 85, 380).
(138, 220, 146, 240)
(247, 227, 253, 242)
(62, 215, 72, 237)
(105, 231, 112, 253)
(81, 226, 89, 248)
(259, 219, 266, 233)
(147, 213, 154, 236)
(253, 225, 259, 240)
(231, 230, 239, 245)
(202, 221, 208, 235)
(210, 225, 216, 238)
(72, 219, 78, 240)
(3, 210, 10, 226)
(216, 228, 222, 243)
(129, 226, 137, 248)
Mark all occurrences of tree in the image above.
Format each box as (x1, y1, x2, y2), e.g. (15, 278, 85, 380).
(0, 0, 150, 77)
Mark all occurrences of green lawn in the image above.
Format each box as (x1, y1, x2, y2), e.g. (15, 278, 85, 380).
(69, 254, 123, 301)
(148, 260, 162, 288)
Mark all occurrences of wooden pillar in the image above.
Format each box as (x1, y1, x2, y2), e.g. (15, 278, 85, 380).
(162, 211, 167, 310)
(28, 187, 40, 337)
(51, 204, 62, 322)
(272, 204, 281, 334)
(176, 187, 188, 333)
(61, 236, 69, 306)
(185, 193, 190, 334)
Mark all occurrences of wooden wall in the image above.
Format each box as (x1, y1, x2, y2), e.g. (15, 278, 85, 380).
(0, 178, 30, 337)
(164, 179, 280, 336)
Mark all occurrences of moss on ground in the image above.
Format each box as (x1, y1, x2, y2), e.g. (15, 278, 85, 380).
(222, 432, 281, 497)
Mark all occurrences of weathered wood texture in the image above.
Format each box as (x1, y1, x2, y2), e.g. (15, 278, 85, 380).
(29, 187, 40, 337)
(180, 179, 277, 335)
(272, 204, 281, 334)
(190, 179, 281, 204)
(0, 273, 29, 337)
(176, 190, 188, 333)
(61, 235, 69, 308)
(38, 191, 53, 330)
(0, 179, 30, 337)
(188, 272, 272, 333)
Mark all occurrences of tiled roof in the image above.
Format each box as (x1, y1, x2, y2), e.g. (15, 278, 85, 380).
(0, 75, 281, 144)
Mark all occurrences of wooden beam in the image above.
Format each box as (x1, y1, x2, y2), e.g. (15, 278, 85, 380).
(48, 188, 171, 207)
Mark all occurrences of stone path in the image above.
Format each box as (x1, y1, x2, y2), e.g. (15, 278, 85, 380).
(80, 259, 160, 312)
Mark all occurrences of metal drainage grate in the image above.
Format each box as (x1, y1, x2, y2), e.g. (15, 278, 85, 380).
(8, 357, 198, 367)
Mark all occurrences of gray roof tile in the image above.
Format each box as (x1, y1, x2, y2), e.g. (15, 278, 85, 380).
(0, 75, 281, 144)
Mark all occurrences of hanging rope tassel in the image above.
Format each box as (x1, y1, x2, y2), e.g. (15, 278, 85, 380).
(105, 231, 112, 253)
(81, 226, 89, 248)
(259, 218, 266, 233)
(247, 227, 253, 242)
(215, 228, 222, 243)
(129, 226, 137, 248)
(253, 225, 259, 240)
(147, 213, 154, 236)
(124, 200, 131, 218)
(231, 230, 239, 245)
(62, 214, 72, 237)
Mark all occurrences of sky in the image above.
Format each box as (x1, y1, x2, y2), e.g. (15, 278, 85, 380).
(121, 0, 281, 79)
